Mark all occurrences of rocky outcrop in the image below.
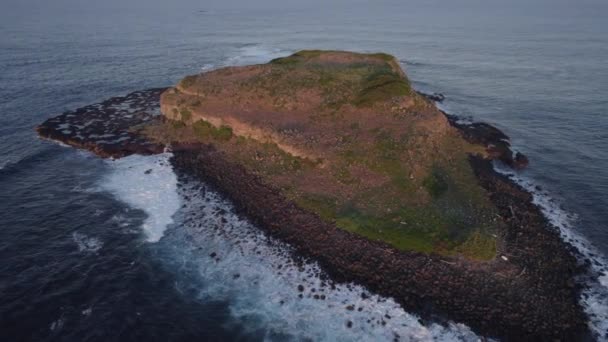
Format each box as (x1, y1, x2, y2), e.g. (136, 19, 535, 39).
(416, 91, 445, 102)
(35, 51, 589, 340)
(417, 92, 529, 169)
(36, 88, 166, 158)
(444, 113, 529, 169)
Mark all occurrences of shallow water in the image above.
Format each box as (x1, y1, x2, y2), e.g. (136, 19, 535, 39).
(1, 0, 607, 340)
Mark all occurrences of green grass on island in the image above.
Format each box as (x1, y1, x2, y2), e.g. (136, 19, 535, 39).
(144, 50, 501, 260)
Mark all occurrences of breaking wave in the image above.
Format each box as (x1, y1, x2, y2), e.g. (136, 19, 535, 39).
(95, 147, 483, 340)
(225, 45, 293, 66)
(196, 44, 294, 73)
(162, 176, 484, 342)
(99, 153, 180, 243)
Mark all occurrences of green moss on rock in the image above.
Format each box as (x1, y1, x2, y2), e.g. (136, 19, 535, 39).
(423, 169, 449, 198)
(180, 108, 192, 122)
(193, 120, 233, 141)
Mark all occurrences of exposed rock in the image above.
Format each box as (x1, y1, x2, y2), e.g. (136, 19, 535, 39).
(36, 88, 167, 158)
(442, 112, 529, 169)
(416, 91, 445, 102)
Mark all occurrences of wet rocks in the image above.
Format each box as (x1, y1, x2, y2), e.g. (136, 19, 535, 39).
(444, 113, 529, 169)
(171, 144, 588, 340)
(416, 91, 445, 102)
(416, 90, 528, 169)
(36, 88, 167, 158)
(513, 151, 529, 169)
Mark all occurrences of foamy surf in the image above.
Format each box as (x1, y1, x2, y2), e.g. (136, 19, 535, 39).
(162, 177, 484, 342)
(200, 63, 216, 72)
(100, 153, 180, 243)
(224, 45, 293, 67)
(494, 164, 608, 339)
(195, 46, 293, 87)
(198, 44, 293, 77)
(72, 232, 103, 253)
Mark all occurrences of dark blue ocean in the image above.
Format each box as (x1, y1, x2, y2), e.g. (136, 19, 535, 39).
(1, 0, 607, 340)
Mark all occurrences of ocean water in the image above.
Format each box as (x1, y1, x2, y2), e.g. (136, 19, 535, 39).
(1, 0, 607, 340)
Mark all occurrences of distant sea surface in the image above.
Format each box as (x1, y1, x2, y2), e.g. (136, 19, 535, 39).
(1, 0, 607, 340)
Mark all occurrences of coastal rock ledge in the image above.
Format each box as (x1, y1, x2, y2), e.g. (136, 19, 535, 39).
(37, 51, 589, 340)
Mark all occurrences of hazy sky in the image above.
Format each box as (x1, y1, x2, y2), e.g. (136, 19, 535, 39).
(2, 0, 606, 38)
(3, 0, 608, 12)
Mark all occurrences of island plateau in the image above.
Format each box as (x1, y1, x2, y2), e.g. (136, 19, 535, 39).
(37, 50, 588, 340)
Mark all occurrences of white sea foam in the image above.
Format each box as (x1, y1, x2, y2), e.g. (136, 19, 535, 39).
(494, 164, 608, 340)
(100, 153, 180, 242)
(72, 232, 103, 253)
(200, 63, 216, 72)
(224, 45, 293, 67)
(166, 179, 484, 342)
(49, 317, 65, 331)
(198, 46, 292, 81)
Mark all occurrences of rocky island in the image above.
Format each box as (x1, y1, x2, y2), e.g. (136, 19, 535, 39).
(37, 51, 588, 340)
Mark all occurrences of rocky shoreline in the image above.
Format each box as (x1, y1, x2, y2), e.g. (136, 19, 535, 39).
(170, 147, 587, 341)
(37, 88, 590, 340)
